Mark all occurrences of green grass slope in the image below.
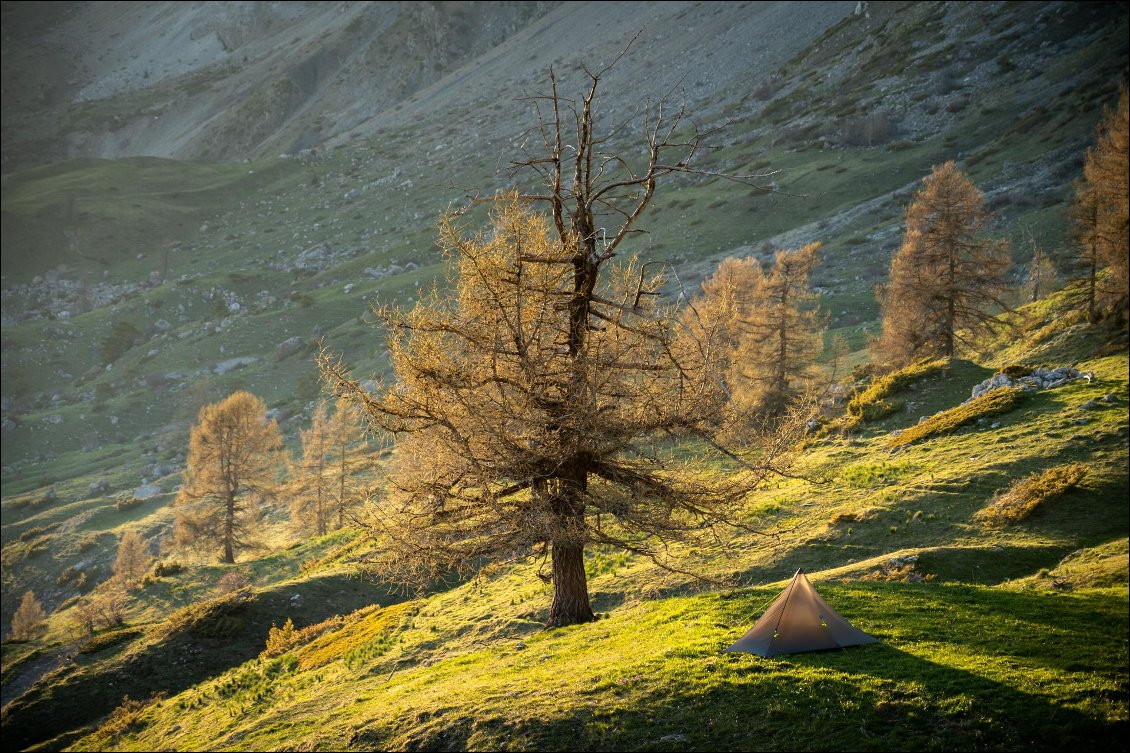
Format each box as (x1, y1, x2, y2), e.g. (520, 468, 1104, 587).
(69, 584, 1127, 753)
(4, 288, 1117, 752)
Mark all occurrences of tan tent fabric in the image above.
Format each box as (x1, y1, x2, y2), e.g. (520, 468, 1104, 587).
(725, 570, 879, 657)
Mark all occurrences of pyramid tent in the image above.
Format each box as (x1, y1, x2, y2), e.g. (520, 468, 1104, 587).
(725, 569, 879, 657)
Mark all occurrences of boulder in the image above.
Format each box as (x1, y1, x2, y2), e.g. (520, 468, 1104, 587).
(274, 336, 305, 361)
(135, 482, 162, 499)
(214, 356, 258, 374)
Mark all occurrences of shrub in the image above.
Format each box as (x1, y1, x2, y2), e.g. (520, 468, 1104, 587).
(214, 570, 251, 595)
(162, 590, 254, 639)
(945, 97, 969, 113)
(840, 112, 899, 147)
(79, 627, 142, 654)
(56, 566, 92, 592)
(115, 496, 145, 512)
(97, 693, 164, 740)
(888, 386, 1027, 448)
(753, 74, 784, 100)
(999, 363, 1036, 379)
(974, 463, 1087, 526)
(861, 561, 935, 583)
(146, 560, 185, 579)
(261, 618, 299, 659)
(18, 526, 48, 542)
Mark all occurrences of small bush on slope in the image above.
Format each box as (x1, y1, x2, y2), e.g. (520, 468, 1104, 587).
(887, 386, 1027, 448)
(975, 463, 1088, 526)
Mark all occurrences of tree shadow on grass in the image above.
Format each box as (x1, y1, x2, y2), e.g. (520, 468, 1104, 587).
(349, 585, 1127, 752)
(351, 636, 1126, 753)
(0, 571, 410, 750)
(731, 541, 1078, 588)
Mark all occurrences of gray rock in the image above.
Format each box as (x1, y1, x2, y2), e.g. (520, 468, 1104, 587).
(135, 482, 161, 499)
(274, 336, 305, 360)
(89, 479, 111, 496)
(213, 356, 258, 374)
(295, 242, 334, 271)
(970, 372, 1014, 400)
(1080, 399, 1102, 410)
(1103, 393, 1118, 403)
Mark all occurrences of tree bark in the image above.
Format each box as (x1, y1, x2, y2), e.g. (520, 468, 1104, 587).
(222, 492, 236, 564)
(547, 541, 595, 627)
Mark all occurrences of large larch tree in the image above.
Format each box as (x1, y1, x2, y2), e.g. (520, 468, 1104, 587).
(732, 243, 825, 417)
(1073, 83, 1128, 323)
(875, 161, 1011, 367)
(322, 62, 803, 627)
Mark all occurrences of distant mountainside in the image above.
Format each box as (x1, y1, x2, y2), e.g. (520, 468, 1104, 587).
(1, 1, 856, 167)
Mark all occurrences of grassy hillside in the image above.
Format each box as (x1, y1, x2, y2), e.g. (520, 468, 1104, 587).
(2, 284, 1126, 751)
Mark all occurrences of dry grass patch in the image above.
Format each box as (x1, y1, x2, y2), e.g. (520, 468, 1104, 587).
(974, 463, 1088, 526)
(887, 386, 1026, 448)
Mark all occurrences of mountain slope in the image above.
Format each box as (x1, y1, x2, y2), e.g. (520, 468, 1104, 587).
(1, 1, 858, 167)
(3, 285, 1128, 751)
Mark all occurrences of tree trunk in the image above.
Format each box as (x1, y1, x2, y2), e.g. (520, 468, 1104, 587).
(1088, 254, 1097, 325)
(222, 492, 236, 564)
(338, 444, 347, 530)
(945, 245, 956, 358)
(547, 541, 595, 627)
(546, 465, 595, 628)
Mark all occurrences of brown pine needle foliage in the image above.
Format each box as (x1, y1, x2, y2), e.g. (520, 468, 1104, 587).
(1074, 84, 1129, 324)
(112, 529, 152, 588)
(686, 246, 825, 421)
(289, 399, 370, 537)
(732, 243, 825, 417)
(10, 590, 47, 641)
(327, 397, 371, 530)
(289, 400, 332, 537)
(322, 61, 806, 627)
(876, 161, 1011, 367)
(174, 391, 282, 563)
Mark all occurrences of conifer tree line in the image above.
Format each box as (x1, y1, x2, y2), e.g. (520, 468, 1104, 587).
(171, 391, 372, 564)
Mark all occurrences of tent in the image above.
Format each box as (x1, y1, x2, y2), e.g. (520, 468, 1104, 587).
(725, 569, 879, 657)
